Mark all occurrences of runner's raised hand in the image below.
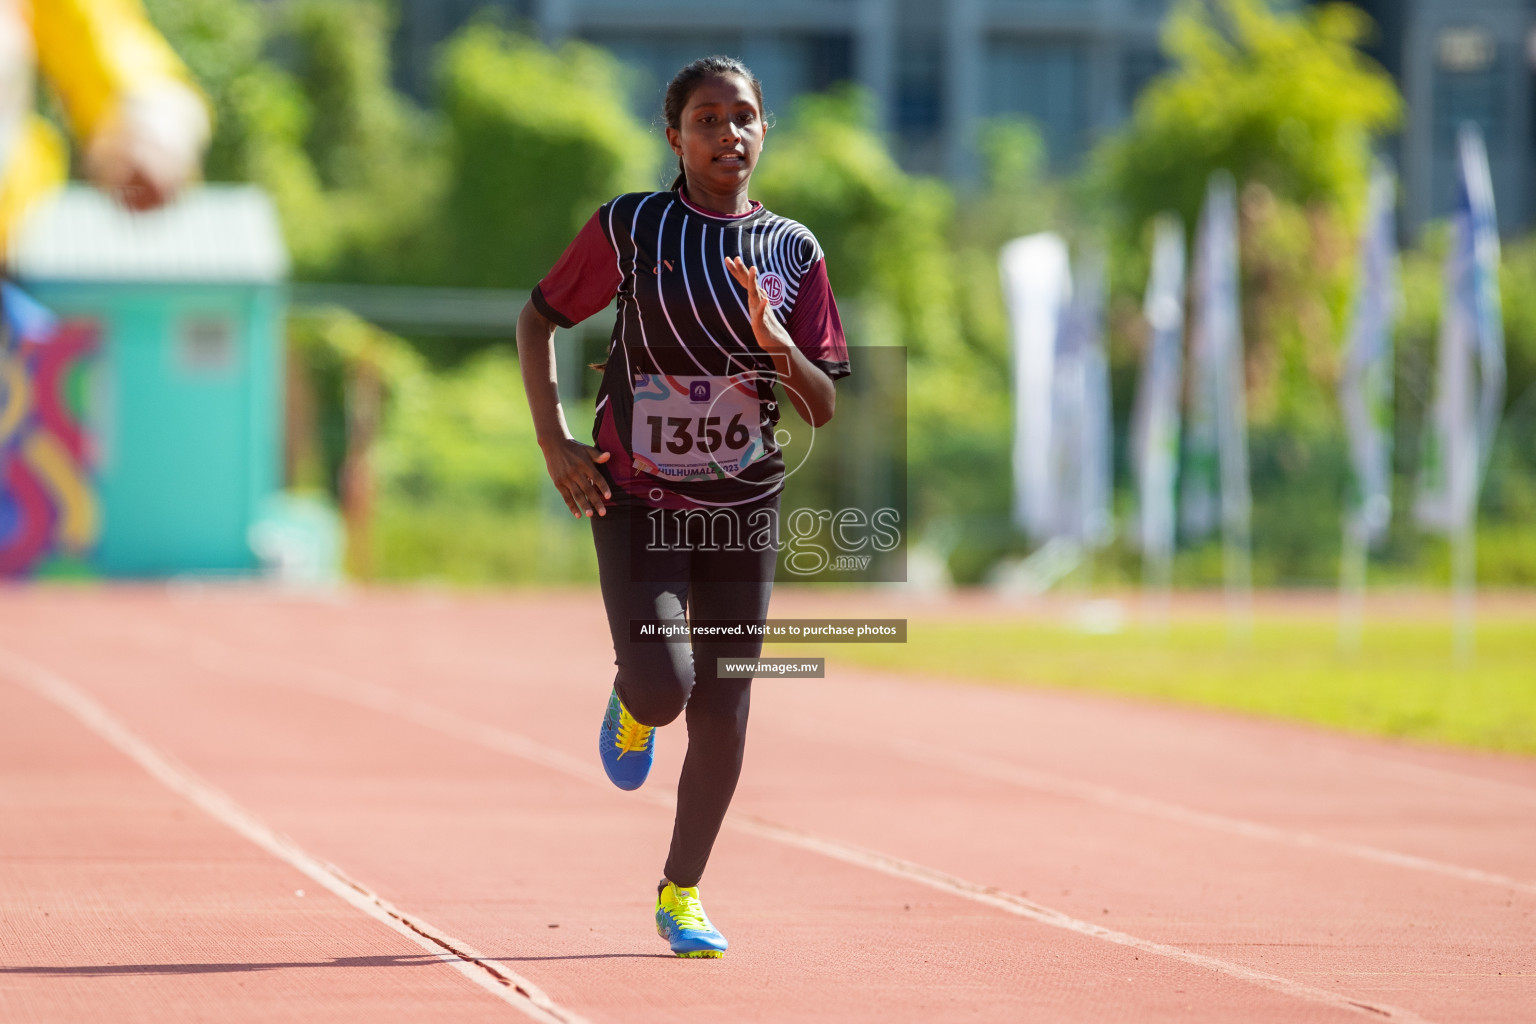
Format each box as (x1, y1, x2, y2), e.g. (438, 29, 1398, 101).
(724, 256, 794, 355)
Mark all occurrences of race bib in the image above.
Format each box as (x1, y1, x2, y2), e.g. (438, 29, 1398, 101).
(631, 373, 767, 481)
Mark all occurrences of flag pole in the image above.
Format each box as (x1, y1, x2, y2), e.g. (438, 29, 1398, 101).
(1338, 511, 1368, 654)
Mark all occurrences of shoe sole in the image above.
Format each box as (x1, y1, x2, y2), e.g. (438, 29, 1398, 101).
(674, 949, 724, 959)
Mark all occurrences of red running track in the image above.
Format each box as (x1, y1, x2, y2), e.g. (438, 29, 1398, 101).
(1, 586, 1532, 1023)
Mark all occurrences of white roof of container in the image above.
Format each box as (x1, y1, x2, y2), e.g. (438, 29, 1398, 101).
(9, 184, 288, 284)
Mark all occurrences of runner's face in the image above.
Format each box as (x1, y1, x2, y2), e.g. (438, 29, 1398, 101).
(667, 74, 765, 194)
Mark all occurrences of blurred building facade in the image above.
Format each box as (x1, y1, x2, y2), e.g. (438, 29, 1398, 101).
(1333, 0, 1535, 235)
(394, 0, 1536, 235)
(393, 0, 1171, 177)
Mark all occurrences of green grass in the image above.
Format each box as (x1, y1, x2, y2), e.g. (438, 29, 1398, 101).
(822, 614, 1536, 754)
(372, 503, 598, 586)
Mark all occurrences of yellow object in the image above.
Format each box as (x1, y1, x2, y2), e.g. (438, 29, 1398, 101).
(24, 430, 98, 551)
(614, 699, 655, 756)
(1, 0, 205, 248)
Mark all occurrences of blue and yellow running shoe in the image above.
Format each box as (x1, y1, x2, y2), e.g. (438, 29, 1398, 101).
(655, 881, 728, 958)
(598, 689, 654, 791)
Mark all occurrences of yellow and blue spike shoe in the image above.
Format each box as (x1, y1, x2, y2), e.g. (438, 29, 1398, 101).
(655, 881, 728, 958)
(598, 690, 654, 791)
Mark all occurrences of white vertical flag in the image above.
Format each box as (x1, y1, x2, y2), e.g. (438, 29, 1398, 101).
(1415, 125, 1505, 658)
(1001, 233, 1072, 542)
(1181, 192, 1220, 542)
(1185, 172, 1251, 609)
(1050, 248, 1113, 547)
(1132, 215, 1185, 570)
(1339, 164, 1398, 549)
(1417, 125, 1505, 534)
(1076, 248, 1114, 549)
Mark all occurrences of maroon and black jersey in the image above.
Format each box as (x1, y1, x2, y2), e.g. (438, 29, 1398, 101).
(532, 190, 850, 508)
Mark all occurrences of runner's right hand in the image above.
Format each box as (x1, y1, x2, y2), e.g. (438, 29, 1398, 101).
(540, 438, 611, 518)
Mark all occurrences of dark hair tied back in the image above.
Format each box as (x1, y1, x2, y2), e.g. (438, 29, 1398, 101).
(663, 55, 766, 192)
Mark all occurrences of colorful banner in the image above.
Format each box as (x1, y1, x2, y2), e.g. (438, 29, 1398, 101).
(1132, 214, 1185, 565)
(1000, 232, 1071, 542)
(1339, 164, 1398, 549)
(0, 285, 99, 575)
(1417, 125, 1506, 534)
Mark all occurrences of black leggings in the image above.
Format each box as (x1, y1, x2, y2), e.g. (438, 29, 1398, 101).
(590, 497, 778, 888)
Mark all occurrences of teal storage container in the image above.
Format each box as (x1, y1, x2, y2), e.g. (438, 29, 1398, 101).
(10, 185, 288, 576)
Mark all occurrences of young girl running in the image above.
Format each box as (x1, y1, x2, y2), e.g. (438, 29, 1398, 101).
(515, 56, 849, 958)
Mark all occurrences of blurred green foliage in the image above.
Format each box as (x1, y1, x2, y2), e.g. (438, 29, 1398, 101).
(289, 307, 595, 583)
(142, 0, 1535, 588)
(1093, 0, 1399, 235)
(370, 347, 598, 583)
(435, 24, 656, 288)
(756, 94, 1057, 576)
(755, 88, 958, 361)
(147, 1, 652, 287)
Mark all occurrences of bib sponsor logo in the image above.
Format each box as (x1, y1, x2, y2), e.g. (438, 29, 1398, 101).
(690, 381, 711, 403)
(759, 271, 786, 309)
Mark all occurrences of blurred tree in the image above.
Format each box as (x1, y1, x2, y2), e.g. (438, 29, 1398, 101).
(281, 0, 444, 283)
(753, 87, 957, 361)
(755, 92, 1059, 580)
(952, 117, 1060, 375)
(145, 0, 443, 280)
(435, 24, 655, 289)
(1093, 0, 1399, 423)
(1095, 0, 1398, 233)
(139, 0, 262, 181)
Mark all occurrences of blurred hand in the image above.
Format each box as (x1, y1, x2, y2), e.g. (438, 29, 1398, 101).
(541, 438, 612, 518)
(85, 83, 210, 212)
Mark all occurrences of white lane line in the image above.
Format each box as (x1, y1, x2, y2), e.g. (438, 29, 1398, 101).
(787, 729, 1536, 898)
(0, 647, 591, 1024)
(1357, 756, 1536, 804)
(726, 814, 1434, 1024)
(146, 616, 1536, 900)
(137, 636, 1435, 1023)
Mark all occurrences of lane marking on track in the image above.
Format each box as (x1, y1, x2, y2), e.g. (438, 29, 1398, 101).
(131, 615, 1536, 901)
(725, 815, 1435, 1024)
(1356, 757, 1536, 804)
(830, 665, 1536, 804)
(784, 728, 1536, 898)
(0, 647, 592, 1024)
(125, 635, 1436, 1023)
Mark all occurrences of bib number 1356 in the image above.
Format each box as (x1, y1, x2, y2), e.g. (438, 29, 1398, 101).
(631, 373, 767, 481)
(644, 412, 751, 455)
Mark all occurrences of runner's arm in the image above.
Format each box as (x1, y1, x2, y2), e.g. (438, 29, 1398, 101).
(762, 341, 835, 428)
(724, 256, 836, 426)
(516, 300, 611, 518)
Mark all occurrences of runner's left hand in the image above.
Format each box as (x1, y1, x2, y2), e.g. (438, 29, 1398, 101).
(724, 256, 793, 355)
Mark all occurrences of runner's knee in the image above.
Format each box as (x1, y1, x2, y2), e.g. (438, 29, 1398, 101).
(615, 642, 692, 726)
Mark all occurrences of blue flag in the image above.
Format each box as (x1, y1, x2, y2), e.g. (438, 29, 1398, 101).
(1, 281, 58, 347)
(1417, 125, 1505, 533)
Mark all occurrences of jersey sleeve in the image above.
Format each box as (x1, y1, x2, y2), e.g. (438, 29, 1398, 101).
(531, 209, 621, 328)
(785, 258, 850, 381)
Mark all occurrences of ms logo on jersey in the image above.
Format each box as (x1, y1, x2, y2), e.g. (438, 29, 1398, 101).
(689, 381, 711, 403)
(759, 271, 786, 309)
